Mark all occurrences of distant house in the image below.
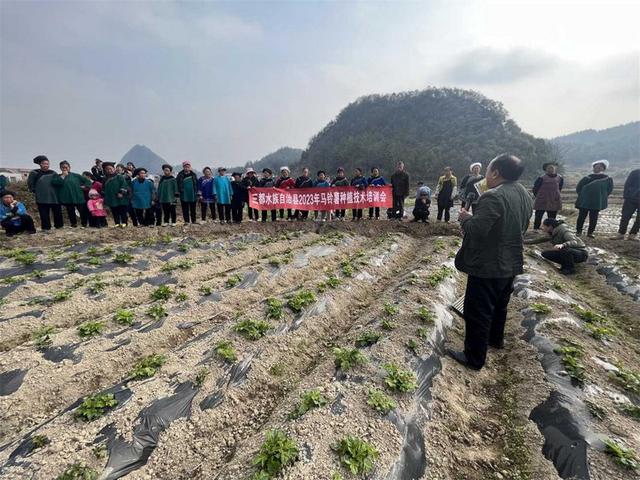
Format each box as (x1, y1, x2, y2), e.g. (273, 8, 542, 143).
(0, 168, 31, 182)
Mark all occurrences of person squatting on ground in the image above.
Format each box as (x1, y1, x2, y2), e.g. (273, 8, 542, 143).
(177, 161, 198, 224)
(575, 160, 613, 238)
(612, 168, 640, 241)
(525, 218, 588, 274)
(412, 189, 431, 222)
(331, 167, 349, 220)
(367, 167, 386, 219)
(390, 161, 410, 219)
(459, 162, 484, 213)
(1, 190, 36, 236)
(86, 189, 108, 228)
(450, 153, 533, 371)
(214, 167, 233, 223)
(532, 162, 563, 230)
(158, 164, 178, 226)
(197, 167, 217, 222)
(52, 161, 92, 228)
(242, 168, 260, 221)
(231, 172, 247, 223)
(28, 155, 63, 231)
(435, 166, 457, 222)
(130, 168, 156, 226)
(102, 162, 130, 227)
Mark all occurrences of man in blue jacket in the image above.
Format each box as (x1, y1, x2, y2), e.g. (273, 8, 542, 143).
(1, 191, 36, 236)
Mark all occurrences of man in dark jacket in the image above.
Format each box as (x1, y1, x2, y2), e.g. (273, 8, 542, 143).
(294, 167, 313, 220)
(390, 161, 410, 220)
(27, 155, 63, 231)
(450, 154, 533, 370)
(91, 159, 105, 184)
(242, 168, 260, 221)
(613, 168, 640, 241)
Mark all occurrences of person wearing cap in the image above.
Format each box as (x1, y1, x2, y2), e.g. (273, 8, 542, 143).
(91, 159, 105, 184)
(131, 167, 156, 226)
(115, 163, 138, 227)
(612, 169, 640, 241)
(213, 167, 233, 223)
(258, 168, 277, 222)
(367, 167, 386, 220)
(231, 172, 247, 223)
(390, 161, 410, 220)
(102, 162, 130, 227)
(275, 166, 295, 220)
(27, 155, 63, 231)
(158, 164, 178, 226)
(294, 167, 313, 221)
(197, 167, 217, 223)
(459, 163, 484, 213)
(435, 166, 457, 223)
(331, 167, 349, 220)
(177, 161, 198, 224)
(531, 162, 563, 231)
(1, 190, 36, 236)
(52, 161, 92, 228)
(242, 168, 260, 221)
(575, 160, 614, 238)
(87, 188, 108, 228)
(82, 171, 102, 200)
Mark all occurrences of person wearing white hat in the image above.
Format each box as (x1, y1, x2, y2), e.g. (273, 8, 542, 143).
(459, 162, 484, 213)
(275, 166, 295, 220)
(575, 160, 614, 238)
(242, 168, 259, 221)
(531, 162, 563, 230)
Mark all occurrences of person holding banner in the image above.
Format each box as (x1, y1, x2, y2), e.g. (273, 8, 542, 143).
(331, 167, 349, 220)
(314, 170, 331, 222)
(275, 166, 296, 221)
(242, 168, 260, 221)
(350, 168, 367, 221)
(367, 167, 386, 220)
(294, 167, 313, 221)
(259, 168, 277, 222)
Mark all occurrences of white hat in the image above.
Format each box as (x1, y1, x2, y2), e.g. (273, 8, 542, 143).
(280, 166, 289, 172)
(591, 159, 609, 170)
(245, 168, 256, 174)
(470, 162, 482, 172)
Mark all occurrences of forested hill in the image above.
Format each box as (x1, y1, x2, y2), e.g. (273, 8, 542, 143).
(299, 88, 555, 182)
(246, 147, 303, 172)
(551, 122, 639, 166)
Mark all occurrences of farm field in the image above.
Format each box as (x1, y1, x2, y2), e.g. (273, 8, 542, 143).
(0, 221, 638, 480)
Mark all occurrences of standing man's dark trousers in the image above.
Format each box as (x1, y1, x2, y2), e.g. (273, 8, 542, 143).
(392, 195, 405, 219)
(463, 276, 515, 369)
(217, 203, 231, 222)
(127, 203, 139, 227)
(576, 208, 599, 235)
(619, 198, 640, 235)
(541, 248, 588, 273)
(37, 203, 63, 230)
(2, 216, 36, 236)
(261, 209, 277, 222)
(134, 208, 154, 226)
(62, 203, 90, 228)
(533, 210, 557, 230)
(231, 203, 244, 223)
(181, 201, 197, 224)
(110, 205, 128, 225)
(247, 204, 259, 221)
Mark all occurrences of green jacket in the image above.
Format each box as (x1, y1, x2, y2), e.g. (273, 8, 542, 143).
(455, 181, 533, 278)
(525, 223, 586, 249)
(157, 175, 178, 203)
(103, 174, 130, 207)
(52, 172, 91, 205)
(575, 174, 613, 211)
(27, 169, 59, 204)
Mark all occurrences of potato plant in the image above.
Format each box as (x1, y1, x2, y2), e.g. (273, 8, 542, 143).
(333, 347, 368, 371)
(266, 298, 284, 320)
(226, 274, 242, 288)
(77, 321, 105, 339)
(252, 430, 299, 479)
(151, 285, 172, 301)
(75, 393, 118, 421)
(333, 436, 378, 476)
(113, 309, 135, 326)
(113, 252, 134, 264)
(234, 319, 271, 340)
(354, 331, 381, 348)
(383, 363, 418, 392)
(367, 388, 397, 414)
(129, 354, 166, 380)
(55, 463, 98, 480)
(288, 389, 327, 419)
(215, 340, 237, 362)
(147, 304, 168, 320)
(287, 289, 316, 313)
(603, 438, 638, 470)
(32, 325, 56, 349)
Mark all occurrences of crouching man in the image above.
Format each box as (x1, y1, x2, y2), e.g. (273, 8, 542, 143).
(450, 154, 533, 370)
(1, 191, 37, 236)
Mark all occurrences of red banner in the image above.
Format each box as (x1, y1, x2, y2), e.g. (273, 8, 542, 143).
(248, 185, 393, 211)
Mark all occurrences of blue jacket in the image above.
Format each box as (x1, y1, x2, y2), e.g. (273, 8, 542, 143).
(1, 201, 27, 226)
(214, 175, 233, 204)
(131, 178, 155, 209)
(198, 176, 216, 202)
(367, 175, 386, 186)
(314, 179, 330, 188)
(351, 176, 368, 189)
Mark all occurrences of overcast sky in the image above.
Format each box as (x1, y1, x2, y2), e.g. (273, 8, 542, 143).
(1, 0, 638, 170)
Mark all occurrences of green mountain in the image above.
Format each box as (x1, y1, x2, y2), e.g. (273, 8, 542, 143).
(299, 87, 556, 181)
(551, 122, 640, 166)
(246, 147, 303, 173)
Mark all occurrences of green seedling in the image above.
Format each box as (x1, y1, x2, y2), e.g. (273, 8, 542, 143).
(92, 444, 107, 459)
(269, 363, 286, 376)
(77, 321, 104, 338)
(113, 252, 134, 264)
(53, 289, 73, 302)
(433, 239, 447, 253)
(86, 246, 99, 256)
(252, 429, 299, 479)
(316, 282, 327, 293)
(31, 434, 50, 451)
(333, 347, 368, 371)
(427, 265, 454, 287)
(195, 368, 209, 387)
(75, 393, 117, 421)
(66, 262, 80, 273)
(381, 319, 397, 330)
(417, 307, 435, 323)
(55, 463, 98, 480)
(88, 280, 107, 295)
(287, 289, 316, 313)
(146, 304, 167, 320)
(30, 269, 44, 279)
(234, 319, 270, 340)
(161, 259, 194, 272)
(383, 363, 418, 392)
(354, 331, 381, 348)
(199, 285, 213, 296)
(603, 438, 639, 470)
(326, 274, 341, 288)
(129, 354, 166, 380)
(584, 400, 607, 420)
(585, 322, 614, 341)
(331, 473, 344, 480)
(367, 388, 397, 414)
(32, 325, 56, 349)
(406, 338, 419, 354)
(382, 302, 398, 317)
(551, 280, 565, 291)
(13, 251, 37, 266)
(554, 342, 586, 384)
(572, 304, 607, 324)
(417, 327, 430, 339)
(113, 309, 135, 326)
(2, 276, 21, 285)
(288, 389, 328, 419)
(150, 285, 172, 301)
(101, 246, 114, 255)
(619, 403, 640, 421)
(333, 436, 378, 476)
(175, 292, 188, 302)
(610, 364, 640, 394)
(530, 302, 551, 314)
(226, 274, 242, 288)
(215, 340, 237, 362)
(266, 298, 284, 320)
(340, 260, 355, 277)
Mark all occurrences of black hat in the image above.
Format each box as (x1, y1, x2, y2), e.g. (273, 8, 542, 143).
(59, 160, 70, 168)
(317, 170, 326, 176)
(33, 155, 48, 165)
(542, 162, 557, 171)
(218, 166, 227, 172)
(102, 162, 115, 169)
(161, 164, 173, 171)
(133, 167, 147, 176)
(2, 190, 16, 197)
(231, 172, 241, 177)
(262, 168, 272, 175)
